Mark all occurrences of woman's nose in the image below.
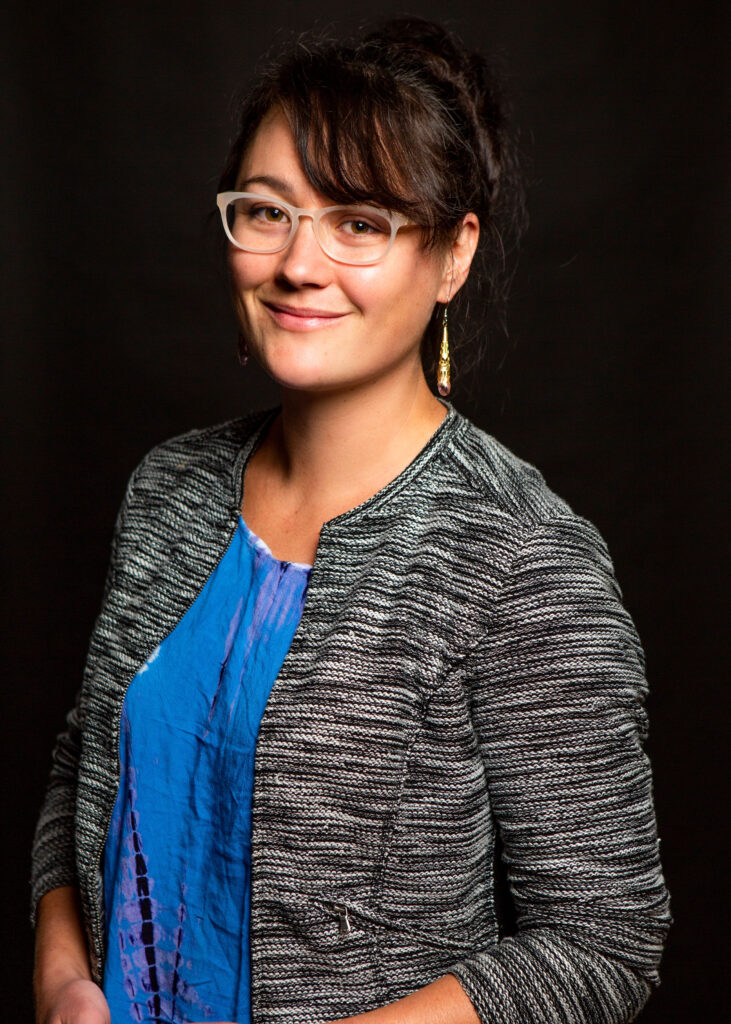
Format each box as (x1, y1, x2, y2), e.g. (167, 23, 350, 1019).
(274, 214, 333, 287)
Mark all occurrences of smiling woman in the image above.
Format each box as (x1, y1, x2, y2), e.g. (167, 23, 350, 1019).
(222, 105, 477, 431)
(31, 16, 670, 1024)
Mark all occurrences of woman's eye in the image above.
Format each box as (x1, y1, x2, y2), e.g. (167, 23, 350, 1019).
(342, 218, 382, 235)
(252, 205, 288, 224)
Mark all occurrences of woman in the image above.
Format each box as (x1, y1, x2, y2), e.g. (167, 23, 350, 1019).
(31, 17, 671, 1024)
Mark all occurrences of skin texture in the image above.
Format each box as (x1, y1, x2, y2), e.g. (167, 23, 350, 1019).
(34, 887, 110, 1024)
(34, 108, 481, 1024)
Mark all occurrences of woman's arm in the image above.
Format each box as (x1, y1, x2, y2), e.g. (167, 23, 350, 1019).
(331, 975, 480, 1024)
(30, 690, 85, 924)
(207, 975, 479, 1024)
(31, 465, 142, 1017)
(31, 474, 129, 924)
(329, 513, 671, 1024)
(34, 886, 110, 1024)
(439, 513, 671, 1024)
(31, 458, 144, 925)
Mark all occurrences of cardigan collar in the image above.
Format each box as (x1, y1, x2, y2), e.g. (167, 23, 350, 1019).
(229, 397, 466, 531)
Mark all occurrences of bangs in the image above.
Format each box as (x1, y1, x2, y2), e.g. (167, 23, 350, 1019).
(225, 49, 463, 250)
(280, 61, 458, 249)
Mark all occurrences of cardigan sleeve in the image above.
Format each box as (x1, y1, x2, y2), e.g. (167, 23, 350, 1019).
(29, 467, 137, 926)
(447, 512, 672, 1024)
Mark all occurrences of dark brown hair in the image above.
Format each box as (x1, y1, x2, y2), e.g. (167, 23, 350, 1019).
(218, 17, 526, 391)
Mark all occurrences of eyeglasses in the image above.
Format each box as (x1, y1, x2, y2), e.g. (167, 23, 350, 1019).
(216, 191, 411, 266)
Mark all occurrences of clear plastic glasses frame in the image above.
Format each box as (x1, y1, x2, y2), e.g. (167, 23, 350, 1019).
(216, 191, 411, 266)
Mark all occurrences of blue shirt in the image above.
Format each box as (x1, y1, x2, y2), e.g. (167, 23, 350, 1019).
(102, 515, 312, 1023)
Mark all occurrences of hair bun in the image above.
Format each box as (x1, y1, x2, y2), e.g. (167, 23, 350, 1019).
(363, 16, 464, 67)
(362, 17, 505, 197)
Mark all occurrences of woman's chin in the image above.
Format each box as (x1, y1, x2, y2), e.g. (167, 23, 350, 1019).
(252, 345, 358, 392)
(257, 360, 350, 394)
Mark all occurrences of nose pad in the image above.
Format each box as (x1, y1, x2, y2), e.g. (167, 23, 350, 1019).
(276, 213, 332, 284)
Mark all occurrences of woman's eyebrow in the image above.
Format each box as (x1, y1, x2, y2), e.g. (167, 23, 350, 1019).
(238, 174, 294, 197)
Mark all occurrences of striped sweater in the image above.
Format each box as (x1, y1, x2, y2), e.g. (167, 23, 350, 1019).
(31, 400, 671, 1024)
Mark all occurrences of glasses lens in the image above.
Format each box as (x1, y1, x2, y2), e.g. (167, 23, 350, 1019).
(224, 196, 292, 252)
(319, 207, 394, 264)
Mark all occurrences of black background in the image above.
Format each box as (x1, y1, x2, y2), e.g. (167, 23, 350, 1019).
(2, 1, 727, 1019)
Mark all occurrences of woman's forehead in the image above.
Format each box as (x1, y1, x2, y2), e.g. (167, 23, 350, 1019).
(236, 108, 368, 210)
(236, 108, 297, 176)
(233, 97, 441, 242)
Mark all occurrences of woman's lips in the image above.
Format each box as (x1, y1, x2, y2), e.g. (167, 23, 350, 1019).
(262, 301, 349, 332)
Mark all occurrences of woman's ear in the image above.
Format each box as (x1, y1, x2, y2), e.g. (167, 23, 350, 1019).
(435, 213, 480, 304)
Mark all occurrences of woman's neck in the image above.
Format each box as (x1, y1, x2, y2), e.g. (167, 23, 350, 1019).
(250, 368, 447, 524)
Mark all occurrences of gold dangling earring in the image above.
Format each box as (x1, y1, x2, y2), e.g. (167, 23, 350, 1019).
(237, 331, 249, 367)
(437, 249, 454, 397)
(437, 304, 450, 397)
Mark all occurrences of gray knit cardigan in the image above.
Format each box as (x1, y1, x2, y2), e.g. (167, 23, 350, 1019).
(31, 400, 671, 1024)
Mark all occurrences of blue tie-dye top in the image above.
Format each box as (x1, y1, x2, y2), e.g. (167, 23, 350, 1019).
(102, 515, 312, 1024)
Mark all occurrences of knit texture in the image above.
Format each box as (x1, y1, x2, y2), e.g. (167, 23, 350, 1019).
(30, 401, 671, 1024)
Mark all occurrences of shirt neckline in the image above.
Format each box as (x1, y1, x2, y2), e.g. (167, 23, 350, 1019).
(238, 513, 313, 572)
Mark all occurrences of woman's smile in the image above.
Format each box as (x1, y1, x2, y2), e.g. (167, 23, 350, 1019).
(261, 299, 350, 332)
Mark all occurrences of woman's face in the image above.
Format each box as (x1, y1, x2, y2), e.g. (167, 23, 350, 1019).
(228, 108, 468, 394)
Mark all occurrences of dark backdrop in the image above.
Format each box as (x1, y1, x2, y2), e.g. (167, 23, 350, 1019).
(3, 1, 727, 1019)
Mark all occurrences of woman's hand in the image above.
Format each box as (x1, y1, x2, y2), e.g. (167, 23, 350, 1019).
(200, 973, 479, 1024)
(37, 978, 110, 1024)
(34, 887, 110, 1024)
(332, 974, 480, 1024)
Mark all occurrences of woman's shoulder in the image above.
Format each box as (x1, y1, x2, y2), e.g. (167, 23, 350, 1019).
(107, 409, 274, 537)
(444, 413, 619, 577)
(449, 413, 576, 528)
(446, 416, 633, 643)
(133, 408, 272, 477)
(120, 408, 272, 497)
